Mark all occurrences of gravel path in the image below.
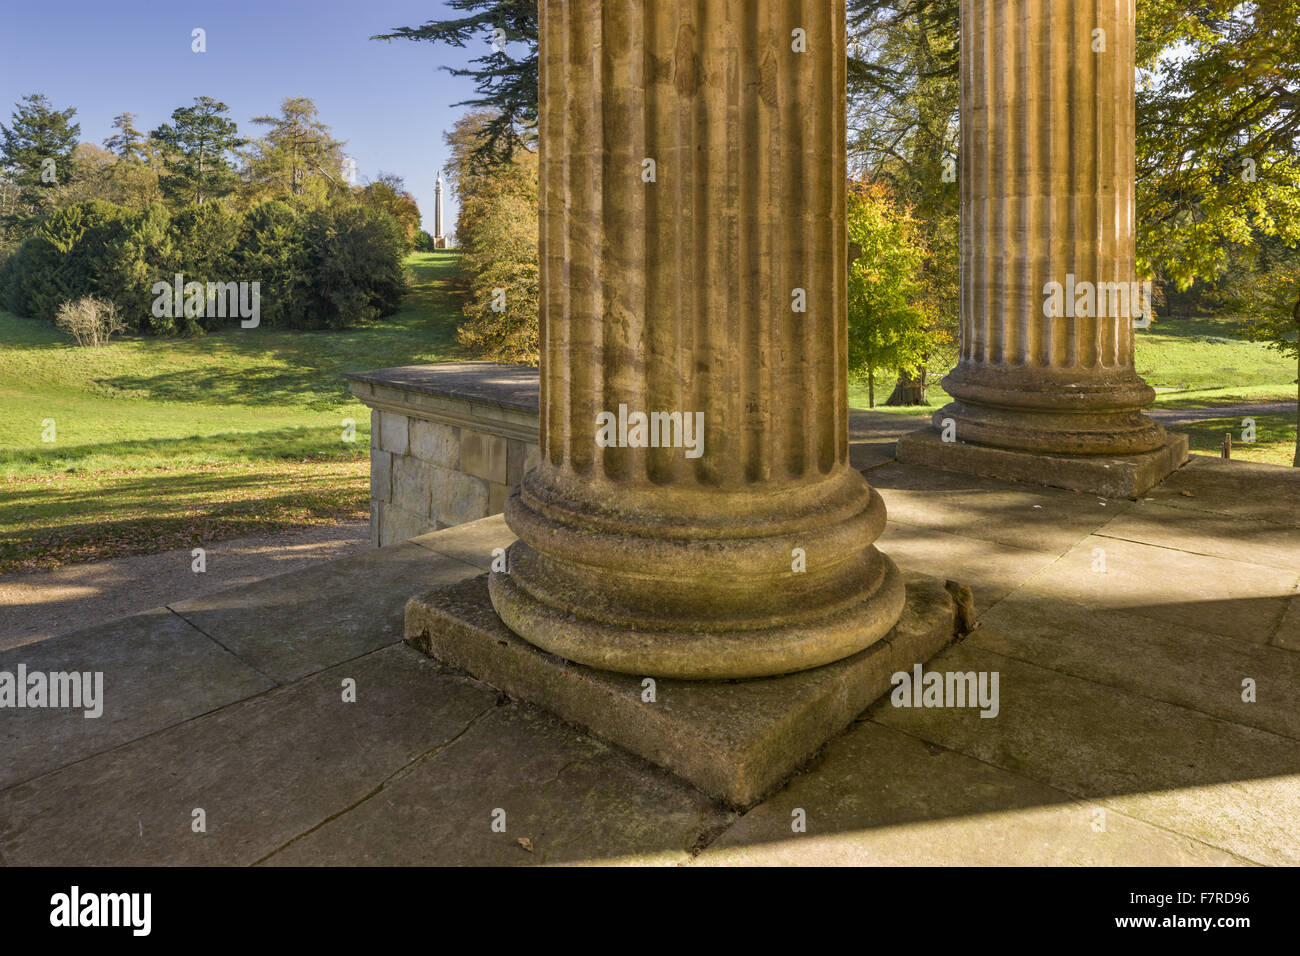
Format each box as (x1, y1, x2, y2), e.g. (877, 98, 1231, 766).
(1148, 401, 1297, 425)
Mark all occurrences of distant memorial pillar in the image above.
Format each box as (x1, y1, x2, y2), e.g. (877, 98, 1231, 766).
(433, 171, 448, 249)
(898, 0, 1187, 494)
(489, 0, 905, 679)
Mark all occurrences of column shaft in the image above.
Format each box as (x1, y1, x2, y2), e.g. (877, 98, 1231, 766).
(937, 0, 1166, 455)
(490, 0, 904, 680)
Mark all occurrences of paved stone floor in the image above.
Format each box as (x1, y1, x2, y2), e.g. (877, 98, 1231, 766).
(0, 522, 372, 651)
(2, 426, 1297, 865)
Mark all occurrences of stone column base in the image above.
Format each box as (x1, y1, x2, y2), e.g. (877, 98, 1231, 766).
(406, 572, 973, 808)
(895, 428, 1191, 499)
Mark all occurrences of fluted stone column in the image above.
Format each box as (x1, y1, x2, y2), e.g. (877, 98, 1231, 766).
(931, 0, 1170, 457)
(489, 0, 904, 680)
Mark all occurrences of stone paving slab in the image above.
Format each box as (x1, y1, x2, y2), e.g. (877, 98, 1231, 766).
(696, 721, 1245, 866)
(410, 514, 515, 571)
(0, 608, 274, 790)
(4, 460, 1297, 867)
(406, 571, 963, 807)
(1095, 501, 1300, 572)
(264, 700, 732, 866)
(169, 543, 483, 684)
(0, 522, 371, 651)
(1274, 586, 1300, 651)
(877, 521, 1060, 611)
(868, 462, 1129, 554)
(1013, 534, 1297, 644)
(0, 645, 497, 866)
(871, 642, 1300, 866)
(1142, 456, 1300, 528)
(971, 590, 1300, 740)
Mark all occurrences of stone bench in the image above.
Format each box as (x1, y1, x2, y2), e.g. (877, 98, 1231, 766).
(345, 363, 540, 547)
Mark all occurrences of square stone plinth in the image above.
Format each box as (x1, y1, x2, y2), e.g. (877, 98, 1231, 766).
(895, 428, 1190, 499)
(405, 572, 969, 808)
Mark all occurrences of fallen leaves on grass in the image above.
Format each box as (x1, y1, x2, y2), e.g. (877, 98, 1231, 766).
(1, 456, 368, 575)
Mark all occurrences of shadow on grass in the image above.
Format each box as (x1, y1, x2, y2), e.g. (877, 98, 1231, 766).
(1, 425, 366, 471)
(1, 459, 367, 574)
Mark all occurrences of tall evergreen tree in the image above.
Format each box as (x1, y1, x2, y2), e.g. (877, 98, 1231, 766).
(103, 112, 149, 163)
(151, 96, 245, 207)
(0, 94, 81, 231)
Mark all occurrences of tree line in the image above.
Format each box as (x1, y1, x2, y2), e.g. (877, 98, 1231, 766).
(0, 94, 423, 334)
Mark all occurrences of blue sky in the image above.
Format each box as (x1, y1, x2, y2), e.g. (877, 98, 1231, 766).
(0, 0, 500, 236)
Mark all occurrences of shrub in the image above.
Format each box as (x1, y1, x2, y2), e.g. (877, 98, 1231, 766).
(0, 201, 174, 329)
(103, 203, 174, 330)
(152, 203, 245, 334)
(0, 198, 410, 334)
(0, 201, 130, 320)
(299, 205, 408, 329)
(54, 296, 125, 346)
(236, 200, 309, 328)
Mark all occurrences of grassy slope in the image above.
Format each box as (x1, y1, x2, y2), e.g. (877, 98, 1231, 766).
(0, 251, 466, 572)
(3, 273, 1296, 574)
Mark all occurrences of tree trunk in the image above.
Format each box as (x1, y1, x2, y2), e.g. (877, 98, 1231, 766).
(1294, 294, 1299, 467)
(867, 360, 875, 408)
(884, 368, 929, 406)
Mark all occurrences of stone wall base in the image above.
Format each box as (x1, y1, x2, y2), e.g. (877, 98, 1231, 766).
(347, 364, 540, 547)
(405, 572, 971, 808)
(895, 428, 1190, 499)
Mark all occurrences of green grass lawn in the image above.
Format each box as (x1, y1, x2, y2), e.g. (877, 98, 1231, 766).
(0, 251, 467, 573)
(3, 273, 1296, 574)
(1177, 412, 1298, 466)
(849, 315, 1295, 409)
(849, 315, 1297, 463)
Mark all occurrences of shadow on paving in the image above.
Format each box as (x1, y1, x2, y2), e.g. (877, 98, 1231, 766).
(2, 594, 1295, 867)
(2, 454, 1298, 865)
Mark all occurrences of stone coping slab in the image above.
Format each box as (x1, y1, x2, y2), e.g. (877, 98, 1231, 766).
(405, 571, 970, 808)
(345, 362, 540, 413)
(896, 427, 1190, 499)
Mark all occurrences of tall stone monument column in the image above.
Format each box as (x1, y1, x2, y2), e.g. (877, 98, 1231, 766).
(897, 0, 1188, 495)
(488, 0, 905, 680)
(433, 171, 448, 249)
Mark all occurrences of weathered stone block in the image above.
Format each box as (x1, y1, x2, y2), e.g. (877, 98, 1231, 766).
(431, 465, 490, 526)
(406, 571, 968, 808)
(371, 450, 392, 502)
(506, 440, 541, 487)
(379, 501, 433, 547)
(378, 411, 409, 456)
(391, 455, 433, 517)
(507, 439, 530, 487)
(896, 428, 1190, 499)
(411, 419, 460, 469)
(523, 443, 541, 476)
(461, 429, 508, 484)
(487, 482, 509, 516)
